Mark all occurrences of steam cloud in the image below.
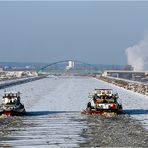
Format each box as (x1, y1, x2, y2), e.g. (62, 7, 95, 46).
(125, 35, 148, 71)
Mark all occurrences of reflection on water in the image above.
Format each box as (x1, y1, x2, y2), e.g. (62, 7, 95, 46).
(0, 112, 87, 147)
(0, 113, 148, 147)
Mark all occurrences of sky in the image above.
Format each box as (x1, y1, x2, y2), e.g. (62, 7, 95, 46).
(0, 1, 148, 65)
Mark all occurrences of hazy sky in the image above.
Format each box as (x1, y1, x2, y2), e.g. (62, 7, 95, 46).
(0, 1, 148, 65)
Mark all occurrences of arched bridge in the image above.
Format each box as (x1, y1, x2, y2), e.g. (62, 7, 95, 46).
(38, 60, 100, 76)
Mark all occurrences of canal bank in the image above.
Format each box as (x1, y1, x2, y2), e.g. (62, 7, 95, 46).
(0, 76, 46, 90)
(97, 76, 148, 96)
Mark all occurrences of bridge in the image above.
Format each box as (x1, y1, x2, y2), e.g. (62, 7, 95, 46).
(38, 60, 101, 76)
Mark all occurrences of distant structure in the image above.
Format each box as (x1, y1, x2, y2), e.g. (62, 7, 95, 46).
(0, 69, 38, 80)
(0, 67, 3, 72)
(66, 61, 75, 70)
(102, 70, 148, 82)
(123, 65, 134, 71)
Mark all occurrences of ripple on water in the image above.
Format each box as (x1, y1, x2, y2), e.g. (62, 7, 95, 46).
(0, 112, 88, 147)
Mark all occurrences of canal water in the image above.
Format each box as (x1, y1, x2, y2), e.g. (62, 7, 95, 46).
(0, 77, 148, 147)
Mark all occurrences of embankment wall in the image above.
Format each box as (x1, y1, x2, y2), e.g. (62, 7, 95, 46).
(97, 76, 148, 96)
(0, 76, 46, 90)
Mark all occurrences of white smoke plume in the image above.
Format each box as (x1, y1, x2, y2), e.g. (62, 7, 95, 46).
(125, 35, 148, 71)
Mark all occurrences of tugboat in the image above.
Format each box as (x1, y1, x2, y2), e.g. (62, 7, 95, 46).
(82, 89, 122, 115)
(0, 92, 26, 116)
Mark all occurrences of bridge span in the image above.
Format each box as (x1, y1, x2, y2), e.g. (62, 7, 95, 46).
(38, 60, 101, 76)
